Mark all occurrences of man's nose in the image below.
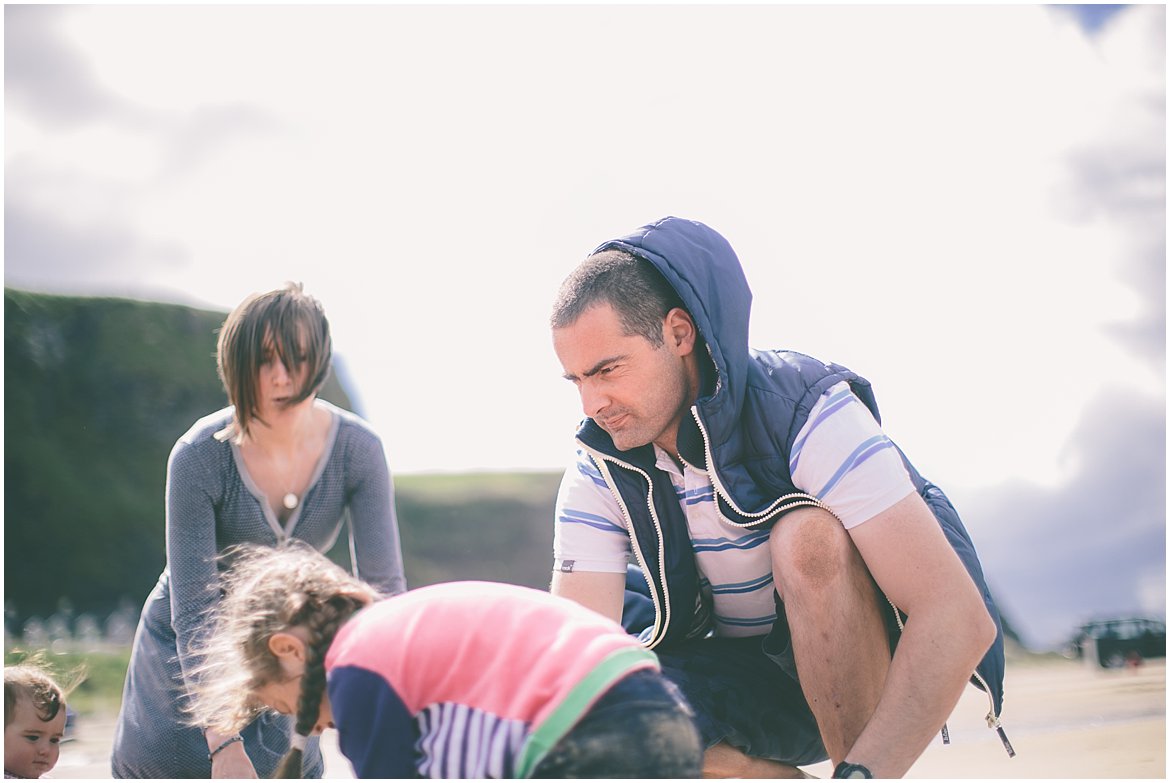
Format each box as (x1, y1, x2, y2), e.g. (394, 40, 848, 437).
(580, 381, 609, 419)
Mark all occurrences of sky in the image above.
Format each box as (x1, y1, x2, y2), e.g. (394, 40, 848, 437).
(4, 4, 1164, 649)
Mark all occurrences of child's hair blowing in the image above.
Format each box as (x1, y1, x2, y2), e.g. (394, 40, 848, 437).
(186, 542, 378, 778)
(4, 662, 66, 728)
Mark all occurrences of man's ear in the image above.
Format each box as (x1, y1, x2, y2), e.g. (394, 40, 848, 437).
(664, 307, 697, 356)
(268, 631, 308, 663)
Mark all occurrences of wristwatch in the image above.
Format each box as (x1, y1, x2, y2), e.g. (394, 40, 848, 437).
(833, 761, 874, 778)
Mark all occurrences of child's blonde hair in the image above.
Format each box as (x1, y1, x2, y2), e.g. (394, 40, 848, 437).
(4, 662, 66, 728)
(187, 542, 378, 778)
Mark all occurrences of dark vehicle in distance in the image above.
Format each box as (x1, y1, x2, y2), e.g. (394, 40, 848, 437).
(1068, 617, 1166, 668)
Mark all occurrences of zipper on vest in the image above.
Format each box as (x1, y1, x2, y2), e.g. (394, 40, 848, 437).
(692, 407, 1013, 757)
(687, 408, 831, 527)
(578, 441, 672, 650)
(972, 669, 1015, 757)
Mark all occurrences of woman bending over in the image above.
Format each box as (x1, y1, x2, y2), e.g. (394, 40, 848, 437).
(111, 283, 406, 778)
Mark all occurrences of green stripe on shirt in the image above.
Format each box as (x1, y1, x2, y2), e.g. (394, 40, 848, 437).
(513, 646, 659, 778)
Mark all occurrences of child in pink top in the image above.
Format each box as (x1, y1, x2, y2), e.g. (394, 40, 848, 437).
(189, 543, 701, 778)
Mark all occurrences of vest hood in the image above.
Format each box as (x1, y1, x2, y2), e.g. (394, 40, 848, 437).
(593, 217, 751, 447)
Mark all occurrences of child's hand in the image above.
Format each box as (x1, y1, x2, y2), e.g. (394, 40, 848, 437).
(210, 741, 257, 779)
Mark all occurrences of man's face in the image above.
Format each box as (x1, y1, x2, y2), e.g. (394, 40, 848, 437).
(4, 696, 65, 779)
(553, 303, 694, 454)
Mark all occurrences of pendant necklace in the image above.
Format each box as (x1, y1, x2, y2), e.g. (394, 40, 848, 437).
(280, 453, 301, 510)
(254, 413, 315, 513)
(273, 450, 301, 511)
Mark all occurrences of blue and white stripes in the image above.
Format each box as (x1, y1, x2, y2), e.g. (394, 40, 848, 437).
(684, 488, 778, 636)
(789, 386, 859, 474)
(558, 508, 627, 536)
(415, 702, 528, 779)
(814, 434, 896, 497)
(691, 528, 770, 554)
(708, 573, 775, 596)
(680, 484, 715, 506)
(712, 612, 777, 630)
(575, 455, 609, 489)
(789, 382, 913, 529)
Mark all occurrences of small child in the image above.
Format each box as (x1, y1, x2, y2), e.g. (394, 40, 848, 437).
(4, 664, 67, 779)
(189, 543, 703, 778)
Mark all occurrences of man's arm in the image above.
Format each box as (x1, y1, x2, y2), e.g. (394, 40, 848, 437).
(550, 570, 626, 624)
(845, 492, 997, 777)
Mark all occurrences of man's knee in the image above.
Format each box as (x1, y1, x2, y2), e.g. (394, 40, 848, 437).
(769, 507, 860, 598)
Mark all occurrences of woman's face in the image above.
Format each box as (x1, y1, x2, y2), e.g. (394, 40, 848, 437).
(255, 332, 312, 420)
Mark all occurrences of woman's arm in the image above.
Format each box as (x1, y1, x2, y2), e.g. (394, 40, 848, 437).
(165, 438, 258, 770)
(206, 729, 257, 779)
(344, 426, 407, 595)
(166, 439, 226, 673)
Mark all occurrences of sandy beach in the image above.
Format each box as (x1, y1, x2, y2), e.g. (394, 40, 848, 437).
(49, 656, 1165, 779)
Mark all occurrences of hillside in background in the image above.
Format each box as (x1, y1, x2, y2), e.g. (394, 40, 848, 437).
(3, 289, 559, 631)
(388, 471, 559, 590)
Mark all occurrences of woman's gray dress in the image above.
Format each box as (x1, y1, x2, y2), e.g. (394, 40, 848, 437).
(110, 402, 406, 778)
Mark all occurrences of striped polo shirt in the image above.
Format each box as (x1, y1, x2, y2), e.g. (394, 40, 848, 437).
(553, 381, 915, 638)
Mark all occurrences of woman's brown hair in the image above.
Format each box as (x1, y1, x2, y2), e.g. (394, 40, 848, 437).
(215, 282, 332, 442)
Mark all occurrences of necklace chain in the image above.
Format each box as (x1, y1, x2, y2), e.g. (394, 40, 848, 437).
(277, 452, 301, 511)
(252, 444, 302, 512)
(248, 411, 321, 514)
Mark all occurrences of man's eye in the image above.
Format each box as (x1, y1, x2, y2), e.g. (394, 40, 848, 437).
(23, 735, 39, 742)
(50, 737, 60, 745)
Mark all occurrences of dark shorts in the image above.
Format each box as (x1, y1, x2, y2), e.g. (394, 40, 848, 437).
(622, 568, 902, 766)
(641, 592, 903, 763)
(531, 669, 703, 778)
(652, 630, 828, 766)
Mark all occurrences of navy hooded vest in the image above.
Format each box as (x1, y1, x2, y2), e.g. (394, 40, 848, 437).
(573, 216, 1006, 720)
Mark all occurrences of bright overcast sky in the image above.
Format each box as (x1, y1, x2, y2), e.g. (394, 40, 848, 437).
(7, 4, 1161, 482)
(4, 4, 1165, 648)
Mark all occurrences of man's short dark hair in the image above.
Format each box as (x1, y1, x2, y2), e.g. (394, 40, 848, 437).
(551, 249, 684, 346)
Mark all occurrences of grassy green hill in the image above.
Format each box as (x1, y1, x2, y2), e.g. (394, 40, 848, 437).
(383, 471, 559, 590)
(4, 289, 559, 633)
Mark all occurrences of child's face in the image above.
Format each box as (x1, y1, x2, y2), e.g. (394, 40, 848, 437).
(4, 697, 66, 778)
(254, 658, 334, 735)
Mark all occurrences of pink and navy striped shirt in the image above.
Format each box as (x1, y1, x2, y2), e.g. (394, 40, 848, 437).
(324, 581, 657, 778)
